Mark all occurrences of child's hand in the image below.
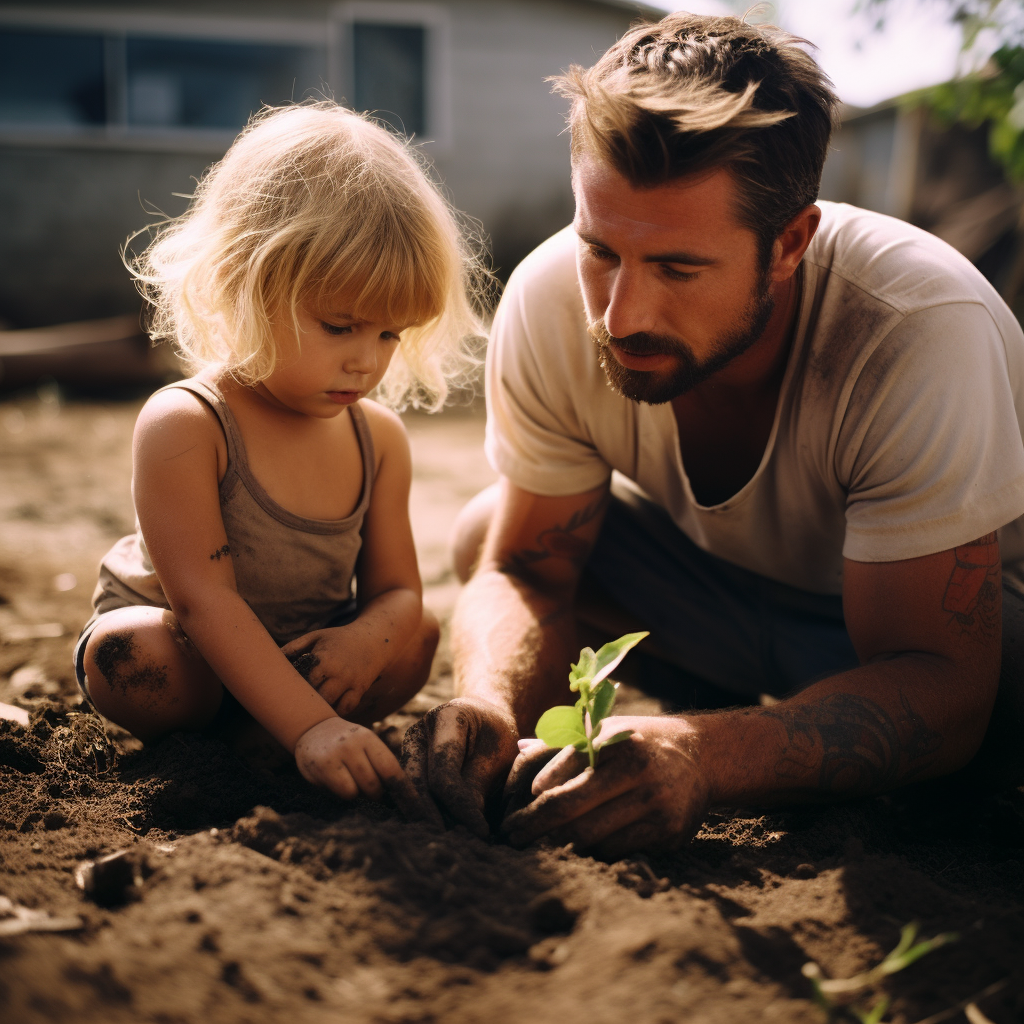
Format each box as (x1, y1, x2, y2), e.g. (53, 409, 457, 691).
(283, 627, 383, 716)
(294, 718, 442, 826)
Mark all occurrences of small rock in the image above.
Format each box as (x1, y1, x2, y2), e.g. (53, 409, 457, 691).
(0, 702, 29, 728)
(232, 806, 286, 856)
(793, 863, 818, 879)
(75, 847, 150, 907)
(10, 664, 59, 696)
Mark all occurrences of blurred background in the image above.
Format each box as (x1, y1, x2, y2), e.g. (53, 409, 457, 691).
(1, 0, 1024, 388)
(3, 0, 1024, 716)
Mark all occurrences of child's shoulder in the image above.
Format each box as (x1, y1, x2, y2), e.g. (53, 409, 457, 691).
(357, 399, 410, 476)
(134, 378, 223, 454)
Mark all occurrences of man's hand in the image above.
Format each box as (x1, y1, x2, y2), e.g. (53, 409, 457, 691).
(282, 626, 384, 716)
(295, 717, 442, 825)
(500, 715, 711, 860)
(400, 696, 520, 838)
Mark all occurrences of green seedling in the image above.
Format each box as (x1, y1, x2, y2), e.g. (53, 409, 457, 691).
(534, 631, 649, 769)
(802, 921, 958, 1023)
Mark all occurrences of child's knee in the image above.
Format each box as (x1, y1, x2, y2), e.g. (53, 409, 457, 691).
(84, 613, 220, 726)
(85, 623, 168, 705)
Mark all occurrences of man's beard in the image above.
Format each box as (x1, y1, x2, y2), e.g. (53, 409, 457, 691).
(588, 275, 776, 405)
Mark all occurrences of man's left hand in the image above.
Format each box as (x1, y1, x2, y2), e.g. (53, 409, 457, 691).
(500, 715, 711, 859)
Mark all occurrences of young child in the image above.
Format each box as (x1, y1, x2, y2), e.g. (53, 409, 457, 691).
(74, 102, 484, 812)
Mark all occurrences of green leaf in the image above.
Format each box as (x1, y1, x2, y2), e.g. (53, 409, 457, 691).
(590, 631, 649, 686)
(881, 933, 958, 975)
(569, 648, 597, 691)
(593, 728, 633, 749)
(535, 705, 586, 749)
(856, 996, 891, 1024)
(590, 678, 618, 728)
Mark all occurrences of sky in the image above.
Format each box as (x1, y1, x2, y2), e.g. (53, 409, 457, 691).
(647, 0, 965, 108)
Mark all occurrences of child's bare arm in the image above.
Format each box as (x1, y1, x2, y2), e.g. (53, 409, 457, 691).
(132, 392, 415, 805)
(281, 403, 424, 713)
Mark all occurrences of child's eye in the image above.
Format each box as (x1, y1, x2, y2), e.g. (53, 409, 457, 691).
(321, 321, 353, 336)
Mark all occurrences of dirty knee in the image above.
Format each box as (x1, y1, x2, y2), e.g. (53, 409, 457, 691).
(87, 628, 171, 700)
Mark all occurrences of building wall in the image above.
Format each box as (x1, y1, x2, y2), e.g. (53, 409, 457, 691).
(0, 0, 642, 328)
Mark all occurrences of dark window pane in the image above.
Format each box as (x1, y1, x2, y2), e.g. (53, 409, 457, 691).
(125, 37, 326, 130)
(353, 23, 425, 138)
(0, 29, 105, 126)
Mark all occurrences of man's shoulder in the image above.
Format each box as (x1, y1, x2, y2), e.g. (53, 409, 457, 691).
(503, 225, 581, 309)
(810, 202, 1007, 318)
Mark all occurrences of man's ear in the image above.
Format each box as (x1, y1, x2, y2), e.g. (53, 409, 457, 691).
(770, 204, 821, 282)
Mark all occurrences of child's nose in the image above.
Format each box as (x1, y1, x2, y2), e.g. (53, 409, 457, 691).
(342, 337, 378, 375)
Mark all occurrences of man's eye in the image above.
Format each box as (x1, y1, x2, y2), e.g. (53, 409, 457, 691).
(662, 266, 700, 282)
(321, 322, 353, 335)
(589, 245, 617, 261)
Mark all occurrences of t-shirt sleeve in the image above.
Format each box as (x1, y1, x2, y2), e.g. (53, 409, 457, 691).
(484, 238, 613, 496)
(839, 301, 1024, 562)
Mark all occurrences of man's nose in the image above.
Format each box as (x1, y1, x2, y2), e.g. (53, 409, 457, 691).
(603, 266, 657, 339)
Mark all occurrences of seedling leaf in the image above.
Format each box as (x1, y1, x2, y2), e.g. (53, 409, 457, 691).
(535, 705, 586, 748)
(590, 678, 617, 728)
(593, 728, 633, 749)
(590, 631, 650, 687)
(534, 632, 648, 769)
(569, 648, 597, 691)
(856, 996, 890, 1024)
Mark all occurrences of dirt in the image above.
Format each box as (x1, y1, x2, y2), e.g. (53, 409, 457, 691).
(1, 388, 1023, 1024)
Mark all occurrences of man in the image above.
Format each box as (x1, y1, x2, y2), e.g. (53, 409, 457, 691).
(401, 13, 1024, 857)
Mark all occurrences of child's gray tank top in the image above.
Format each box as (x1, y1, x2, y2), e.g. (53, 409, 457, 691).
(93, 377, 374, 646)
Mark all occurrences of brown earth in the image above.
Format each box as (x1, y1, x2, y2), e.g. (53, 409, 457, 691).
(0, 388, 1022, 1024)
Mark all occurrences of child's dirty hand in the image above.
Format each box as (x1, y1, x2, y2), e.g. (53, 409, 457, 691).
(294, 718, 442, 825)
(283, 627, 382, 717)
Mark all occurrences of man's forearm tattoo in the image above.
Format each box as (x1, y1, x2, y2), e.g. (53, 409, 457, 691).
(760, 689, 942, 794)
(942, 532, 1000, 639)
(500, 491, 609, 581)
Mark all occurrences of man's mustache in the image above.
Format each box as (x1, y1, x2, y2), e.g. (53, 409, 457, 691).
(587, 319, 687, 360)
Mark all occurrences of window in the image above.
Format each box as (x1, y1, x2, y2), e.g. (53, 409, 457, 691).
(0, 28, 105, 127)
(0, 14, 328, 148)
(124, 38, 324, 130)
(352, 23, 426, 138)
(0, 8, 450, 151)
(333, 3, 451, 149)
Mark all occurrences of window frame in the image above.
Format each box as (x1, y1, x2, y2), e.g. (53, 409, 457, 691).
(330, 1, 452, 152)
(0, 7, 332, 152)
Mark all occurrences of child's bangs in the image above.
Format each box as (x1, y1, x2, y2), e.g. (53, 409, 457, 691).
(306, 215, 449, 332)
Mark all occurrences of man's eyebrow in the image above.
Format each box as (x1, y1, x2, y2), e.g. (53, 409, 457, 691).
(577, 231, 718, 267)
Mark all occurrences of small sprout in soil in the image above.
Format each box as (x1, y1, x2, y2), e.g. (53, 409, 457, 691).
(802, 921, 958, 1022)
(534, 632, 648, 769)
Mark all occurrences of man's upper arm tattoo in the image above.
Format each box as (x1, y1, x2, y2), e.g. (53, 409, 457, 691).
(942, 532, 1000, 640)
(500, 490, 609, 581)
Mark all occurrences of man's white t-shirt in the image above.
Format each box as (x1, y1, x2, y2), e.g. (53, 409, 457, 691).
(485, 202, 1024, 596)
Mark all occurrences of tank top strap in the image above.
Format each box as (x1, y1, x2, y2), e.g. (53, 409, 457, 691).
(349, 402, 376, 516)
(155, 377, 244, 485)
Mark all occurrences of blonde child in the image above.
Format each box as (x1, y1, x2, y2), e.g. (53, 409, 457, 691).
(73, 102, 484, 812)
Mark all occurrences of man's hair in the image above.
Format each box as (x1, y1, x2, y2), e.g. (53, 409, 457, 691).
(552, 13, 841, 265)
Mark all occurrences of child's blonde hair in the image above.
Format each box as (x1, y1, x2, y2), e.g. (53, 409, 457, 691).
(128, 101, 488, 410)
